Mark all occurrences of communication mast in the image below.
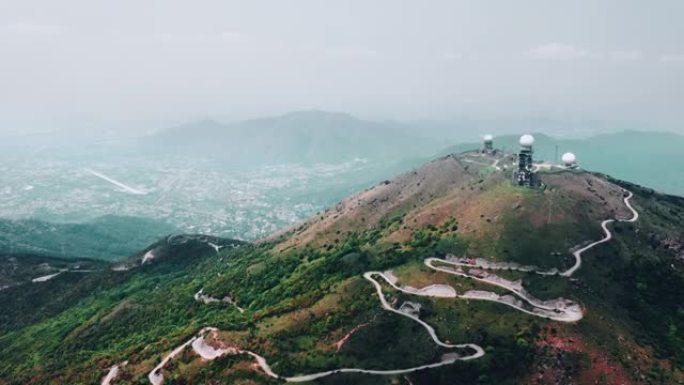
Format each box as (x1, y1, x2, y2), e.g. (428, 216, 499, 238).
(514, 134, 539, 187)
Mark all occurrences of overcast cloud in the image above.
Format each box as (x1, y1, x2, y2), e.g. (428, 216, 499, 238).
(1, 0, 683, 134)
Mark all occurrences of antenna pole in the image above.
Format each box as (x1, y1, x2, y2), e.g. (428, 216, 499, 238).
(555, 145, 558, 164)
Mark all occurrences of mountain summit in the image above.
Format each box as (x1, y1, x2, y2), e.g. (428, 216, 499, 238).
(1, 148, 683, 385)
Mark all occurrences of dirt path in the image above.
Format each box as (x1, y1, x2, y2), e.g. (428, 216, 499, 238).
(31, 271, 63, 282)
(31, 268, 99, 283)
(335, 322, 371, 352)
(101, 361, 127, 385)
(194, 288, 246, 313)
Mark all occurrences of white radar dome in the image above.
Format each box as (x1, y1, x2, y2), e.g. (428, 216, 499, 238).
(483, 134, 493, 141)
(519, 134, 535, 147)
(561, 152, 576, 165)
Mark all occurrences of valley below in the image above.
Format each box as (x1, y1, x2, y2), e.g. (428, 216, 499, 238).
(0, 150, 411, 260)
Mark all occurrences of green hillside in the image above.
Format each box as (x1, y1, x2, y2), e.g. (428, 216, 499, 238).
(0, 151, 682, 384)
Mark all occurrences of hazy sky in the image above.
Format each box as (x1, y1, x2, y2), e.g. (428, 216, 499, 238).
(1, 0, 683, 134)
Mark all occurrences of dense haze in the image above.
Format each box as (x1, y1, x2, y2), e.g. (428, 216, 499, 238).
(1, 0, 684, 136)
(2, 1, 684, 258)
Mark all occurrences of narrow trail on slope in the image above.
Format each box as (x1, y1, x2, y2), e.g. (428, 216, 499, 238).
(101, 361, 127, 385)
(194, 288, 245, 313)
(562, 190, 638, 276)
(143, 188, 639, 384)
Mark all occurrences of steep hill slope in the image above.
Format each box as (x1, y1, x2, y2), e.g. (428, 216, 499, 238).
(0, 150, 683, 385)
(0, 235, 245, 334)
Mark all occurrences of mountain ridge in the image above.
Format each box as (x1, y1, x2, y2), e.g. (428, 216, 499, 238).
(143, 110, 443, 166)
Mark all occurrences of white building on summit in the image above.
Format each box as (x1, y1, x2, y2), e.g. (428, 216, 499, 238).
(561, 152, 578, 168)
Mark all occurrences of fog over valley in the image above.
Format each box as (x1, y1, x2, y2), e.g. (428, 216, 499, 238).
(1, 1, 684, 134)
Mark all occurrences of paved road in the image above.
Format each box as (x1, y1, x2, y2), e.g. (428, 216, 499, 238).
(139, 188, 639, 384)
(562, 190, 637, 276)
(146, 279, 484, 384)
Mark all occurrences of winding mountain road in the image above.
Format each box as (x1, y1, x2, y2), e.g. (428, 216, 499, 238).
(139, 188, 639, 384)
(145, 274, 484, 385)
(562, 190, 638, 276)
(424, 259, 582, 321)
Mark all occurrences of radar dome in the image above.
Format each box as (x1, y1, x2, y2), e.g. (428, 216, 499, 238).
(561, 152, 576, 165)
(519, 134, 535, 147)
(483, 134, 493, 141)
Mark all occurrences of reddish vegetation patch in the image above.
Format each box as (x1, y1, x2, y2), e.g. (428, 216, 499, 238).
(270, 155, 479, 251)
(543, 172, 631, 220)
(334, 322, 371, 352)
(415, 185, 511, 232)
(206, 330, 240, 353)
(585, 359, 633, 385)
(535, 334, 575, 351)
(533, 328, 634, 385)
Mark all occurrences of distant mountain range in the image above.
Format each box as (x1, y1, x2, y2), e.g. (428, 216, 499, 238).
(143, 110, 444, 166)
(145, 111, 684, 195)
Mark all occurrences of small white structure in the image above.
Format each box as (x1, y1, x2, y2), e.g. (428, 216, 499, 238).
(519, 134, 535, 148)
(561, 152, 577, 168)
(483, 134, 494, 151)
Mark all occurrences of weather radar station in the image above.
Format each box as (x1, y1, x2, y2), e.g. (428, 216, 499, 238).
(514, 134, 541, 188)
